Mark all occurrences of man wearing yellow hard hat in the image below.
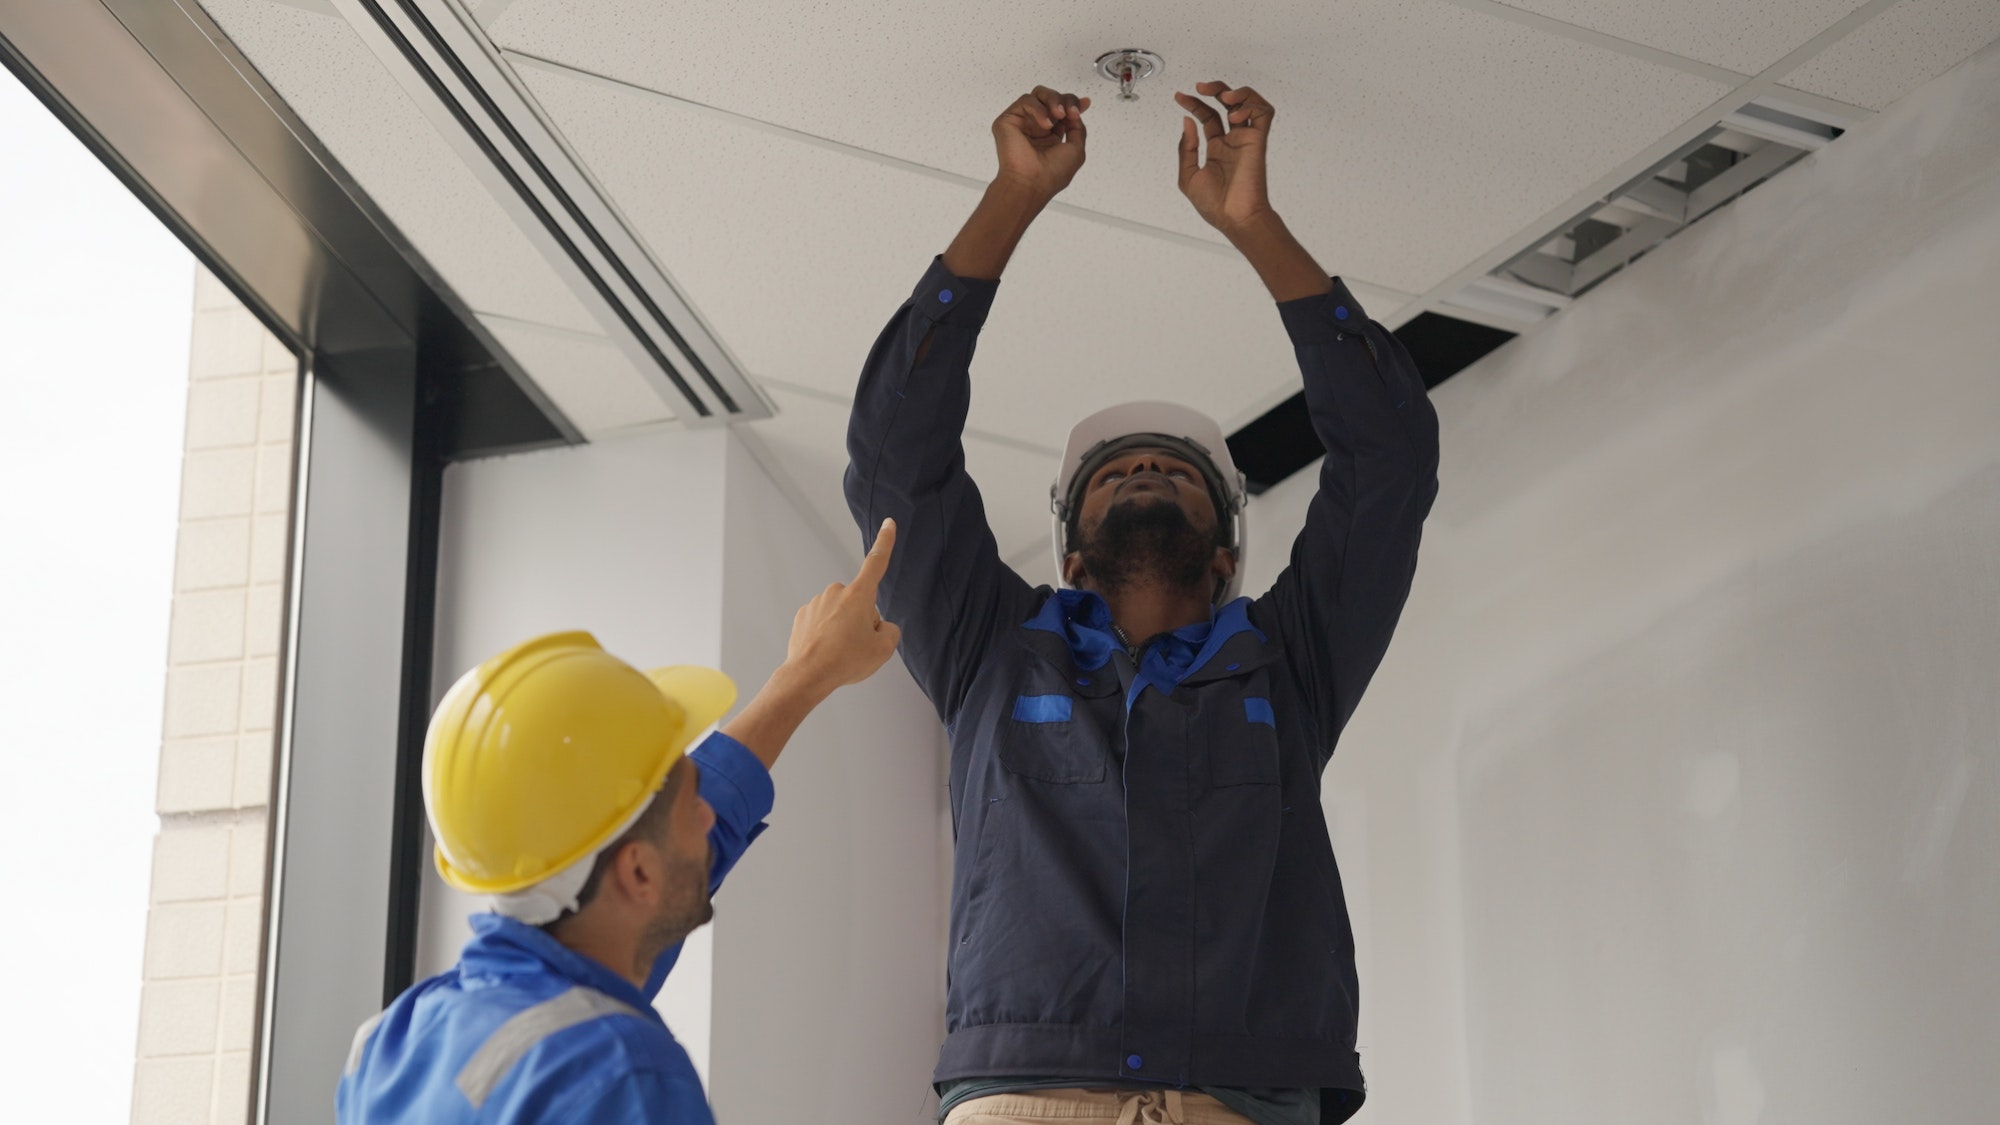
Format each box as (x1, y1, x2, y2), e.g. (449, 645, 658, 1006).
(337, 522, 905, 1123)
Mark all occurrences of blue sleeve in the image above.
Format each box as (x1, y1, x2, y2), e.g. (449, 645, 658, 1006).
(1253, 281, 1439, 767)
(844, 257, 1041, 725)
(643, 730, 774, 998)
(690, 730, 773, 888)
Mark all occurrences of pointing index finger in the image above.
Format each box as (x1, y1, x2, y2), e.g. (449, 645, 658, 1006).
(852, 518, 897, 596)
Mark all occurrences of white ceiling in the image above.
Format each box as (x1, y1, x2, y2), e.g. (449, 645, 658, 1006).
(1478, 0, 1877, 73)
(204, 0, 2000, 573)
(1786, 0, 2000, 107)
(483, 0, 1738, 298)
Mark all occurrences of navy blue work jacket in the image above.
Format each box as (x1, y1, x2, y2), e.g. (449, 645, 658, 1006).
(844, 259, 1439, 1122)
(335, 732, 773, 1124)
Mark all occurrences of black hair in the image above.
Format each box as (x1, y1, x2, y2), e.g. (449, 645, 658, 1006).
(541, 759, 688, 929)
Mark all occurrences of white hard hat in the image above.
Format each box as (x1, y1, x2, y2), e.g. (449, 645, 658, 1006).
(1049, 401, 1249, 604)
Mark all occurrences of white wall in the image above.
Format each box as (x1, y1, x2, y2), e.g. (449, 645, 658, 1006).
(707, 436, 946, 1122)
(424, 426, 731, 1074)
(1240, 41, 2000, 1125)
(422, 425, 945, 1117)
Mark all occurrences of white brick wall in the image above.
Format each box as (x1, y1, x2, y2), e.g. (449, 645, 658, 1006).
(133, 266, 296, 1125)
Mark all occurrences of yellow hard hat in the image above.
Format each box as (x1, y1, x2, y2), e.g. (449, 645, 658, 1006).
(422, 631, 737, 895)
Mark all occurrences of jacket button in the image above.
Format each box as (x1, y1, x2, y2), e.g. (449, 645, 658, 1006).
(1125, 1054, 1143, 1070)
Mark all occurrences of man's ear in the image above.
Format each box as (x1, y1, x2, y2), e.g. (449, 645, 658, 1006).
(1062, 550, 1088, 588)
(1211, 546, 1237, 600)
(606, 839, 664, 907)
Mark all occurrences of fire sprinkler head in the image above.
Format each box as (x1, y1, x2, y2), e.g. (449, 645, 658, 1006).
(1095, 49, 1164, 101)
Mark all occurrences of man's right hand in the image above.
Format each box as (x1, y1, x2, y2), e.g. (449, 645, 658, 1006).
(782, 518, 902, 690)
(720, 520, 903, 770)
(992, 86, 1090, 202)
(944, 87, 1088, 280)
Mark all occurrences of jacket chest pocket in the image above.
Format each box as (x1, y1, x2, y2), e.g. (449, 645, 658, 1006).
(998, 692, 1110, 784)
(1202, 681, 1285, 788)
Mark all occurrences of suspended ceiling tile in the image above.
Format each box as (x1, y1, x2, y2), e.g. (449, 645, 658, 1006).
(197, 0, 603, 335)
(515, 59, 1353, 448)
(1490, 0, 1870, 74)
(477, 316, 673, 435)
(488, 0, 1729, 297)
(745, 386, 1054, 577)
(1783, 0, 2000, 109)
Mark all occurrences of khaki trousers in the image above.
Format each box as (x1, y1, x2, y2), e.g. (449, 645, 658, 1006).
(943, 1088, 1255, 1125)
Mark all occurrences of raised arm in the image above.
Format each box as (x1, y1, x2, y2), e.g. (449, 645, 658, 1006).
(1178, 81, 1441, 757)
(844, 87, 1092, 722)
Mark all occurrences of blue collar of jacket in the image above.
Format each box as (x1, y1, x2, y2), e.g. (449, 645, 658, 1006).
(1024, 588, 1267, 705)
(459, 912, 662, 1021)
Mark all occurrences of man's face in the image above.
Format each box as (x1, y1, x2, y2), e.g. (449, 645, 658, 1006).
(640, 758, 716, 952)
(1065, 446, 1233, 595)
(1077, 446, 1218, 535)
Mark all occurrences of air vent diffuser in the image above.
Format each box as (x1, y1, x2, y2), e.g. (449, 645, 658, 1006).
(331, 0, 769, 422)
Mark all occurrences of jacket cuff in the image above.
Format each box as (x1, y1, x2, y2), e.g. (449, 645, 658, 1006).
(689, 730, 775, 824)
(911, 255, 1001, 327)
(1276, 278, 1368, 346)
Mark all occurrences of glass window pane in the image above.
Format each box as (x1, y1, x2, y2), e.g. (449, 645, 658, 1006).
(0, 68, 296, 1125)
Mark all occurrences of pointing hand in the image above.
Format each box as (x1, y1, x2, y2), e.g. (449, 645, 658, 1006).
(783, 519, 904, 691)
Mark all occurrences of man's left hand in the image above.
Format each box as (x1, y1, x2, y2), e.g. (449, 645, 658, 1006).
(1175, 81, 1278, 238)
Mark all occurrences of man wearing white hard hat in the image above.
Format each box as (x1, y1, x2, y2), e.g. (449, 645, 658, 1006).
(845, 82, 1439, 1125)
(337, 526, 903, 1123)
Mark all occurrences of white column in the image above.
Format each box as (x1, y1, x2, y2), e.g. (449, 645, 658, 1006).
(424, 426, 946, 1115)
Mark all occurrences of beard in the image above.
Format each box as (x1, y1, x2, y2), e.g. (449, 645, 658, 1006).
(1077, 495, 1217, 596)
(640, 846, 716, 957)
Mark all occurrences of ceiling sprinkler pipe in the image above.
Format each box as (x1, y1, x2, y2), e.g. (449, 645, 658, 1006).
(1095, 49, 1164, 101)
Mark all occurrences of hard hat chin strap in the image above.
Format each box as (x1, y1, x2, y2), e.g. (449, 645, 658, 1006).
(490, 851, 598, 926)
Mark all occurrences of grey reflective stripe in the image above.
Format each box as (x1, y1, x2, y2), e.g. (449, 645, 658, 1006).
(455, 987, 643, 1109)
(345, 1011, 386, 1077)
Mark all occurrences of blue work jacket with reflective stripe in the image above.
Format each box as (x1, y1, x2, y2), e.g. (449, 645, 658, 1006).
(335, 732, 773, 1124)
(844, 259, 1439, 1124)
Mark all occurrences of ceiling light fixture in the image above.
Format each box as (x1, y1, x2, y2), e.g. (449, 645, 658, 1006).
(1438, 96, 1851, 329)
(1095, 49, 1164, 101)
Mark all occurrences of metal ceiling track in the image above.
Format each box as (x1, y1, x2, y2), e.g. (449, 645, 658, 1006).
(334, 0, 770, 422)
(1440, 96, 1849, 328)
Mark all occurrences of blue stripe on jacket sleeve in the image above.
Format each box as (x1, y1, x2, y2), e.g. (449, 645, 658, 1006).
(1244, 697, 1276, 727)
(1012, 694, 1073, 723)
